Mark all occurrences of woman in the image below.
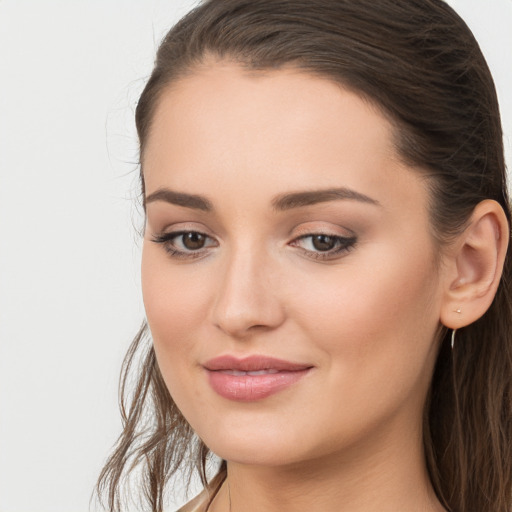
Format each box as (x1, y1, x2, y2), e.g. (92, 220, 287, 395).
(96, 1, 512, 511)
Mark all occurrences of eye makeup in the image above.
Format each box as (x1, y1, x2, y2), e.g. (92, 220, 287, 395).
(151, 229, 357, 263)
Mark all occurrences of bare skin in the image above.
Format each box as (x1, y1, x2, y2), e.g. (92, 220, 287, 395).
(141, 62, 507, 512)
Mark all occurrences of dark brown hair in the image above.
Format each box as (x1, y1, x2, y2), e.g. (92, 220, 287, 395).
(96, 1, 512, 511)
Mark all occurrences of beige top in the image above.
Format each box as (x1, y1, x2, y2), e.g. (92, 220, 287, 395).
(176, 471, 226, 512)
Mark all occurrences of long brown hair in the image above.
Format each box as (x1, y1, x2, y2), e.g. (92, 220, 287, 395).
(96, 1, 512, 511)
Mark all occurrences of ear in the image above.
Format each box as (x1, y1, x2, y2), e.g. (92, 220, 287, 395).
(440, 199, 509, 329)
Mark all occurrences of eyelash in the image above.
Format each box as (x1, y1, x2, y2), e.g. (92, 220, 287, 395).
(150, 231, 357, 261)
(291, 233, 357, 260)
(151, 231, 217, 260)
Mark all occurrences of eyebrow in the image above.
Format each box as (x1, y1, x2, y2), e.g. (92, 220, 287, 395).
(145, 188, 213, 211)
(144, 186, 380, 212)
(271, 187, 381, 210)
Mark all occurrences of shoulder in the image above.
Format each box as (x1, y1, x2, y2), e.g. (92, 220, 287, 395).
(175, 491, 209, 512)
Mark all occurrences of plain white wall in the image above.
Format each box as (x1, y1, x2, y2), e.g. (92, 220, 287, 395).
(0, 1, 510, 511)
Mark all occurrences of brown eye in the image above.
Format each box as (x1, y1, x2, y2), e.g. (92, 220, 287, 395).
(311, 234, 337, 251)
(182, 232, 207, 250)
(290, 233, 357, 261)
(151, 230, 218, 259)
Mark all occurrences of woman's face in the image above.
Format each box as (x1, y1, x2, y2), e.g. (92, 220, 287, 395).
(141, 63, 447, 466)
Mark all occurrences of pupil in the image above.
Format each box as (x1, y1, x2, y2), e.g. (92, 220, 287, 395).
(183, 232, 206, 250)
(312, 235, 336, 251)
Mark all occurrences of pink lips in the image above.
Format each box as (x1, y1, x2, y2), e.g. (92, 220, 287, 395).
(203, 355, 312, 402)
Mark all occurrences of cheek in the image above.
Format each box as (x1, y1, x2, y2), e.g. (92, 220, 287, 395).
(141, 245, 216, 418)
(290, 241, 441, 375)
(141, 244, 209, 362)
(275, 246, 441, 454)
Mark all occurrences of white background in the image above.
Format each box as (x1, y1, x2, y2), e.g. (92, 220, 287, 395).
(0, 1, 511, 511)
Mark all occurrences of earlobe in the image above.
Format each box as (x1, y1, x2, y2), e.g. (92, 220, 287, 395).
(440, 200, 509, 330)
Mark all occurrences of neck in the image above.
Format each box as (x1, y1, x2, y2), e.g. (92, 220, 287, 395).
(209, 417, 445, 512)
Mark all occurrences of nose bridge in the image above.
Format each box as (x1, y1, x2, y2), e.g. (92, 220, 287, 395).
(211, 238, 284, 337)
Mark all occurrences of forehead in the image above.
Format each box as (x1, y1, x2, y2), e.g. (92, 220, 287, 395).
(145, 63, 395, 159)
(142, 63, 425, 214)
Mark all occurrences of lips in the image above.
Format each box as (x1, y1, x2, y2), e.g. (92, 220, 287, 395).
(203, 355, 313, 401)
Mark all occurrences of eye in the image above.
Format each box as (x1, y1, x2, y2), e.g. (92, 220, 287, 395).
(151, 230, 218, 259)
(291, 233, 357, 260)
(308, 234, 339, 251)
(179, 232, 208, 250)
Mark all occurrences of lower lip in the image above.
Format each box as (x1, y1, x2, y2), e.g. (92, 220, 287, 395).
(206, 369, 311, 401)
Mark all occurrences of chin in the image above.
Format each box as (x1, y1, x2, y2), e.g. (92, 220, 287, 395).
(194, 418, 319, 468)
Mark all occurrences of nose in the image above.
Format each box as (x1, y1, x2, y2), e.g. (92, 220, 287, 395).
(210, 245, 286, 339)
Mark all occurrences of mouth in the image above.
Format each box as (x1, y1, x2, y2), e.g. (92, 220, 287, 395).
(203, 355, 313, 401)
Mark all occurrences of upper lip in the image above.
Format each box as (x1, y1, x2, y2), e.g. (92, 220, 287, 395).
(203, 355, 312, 372)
